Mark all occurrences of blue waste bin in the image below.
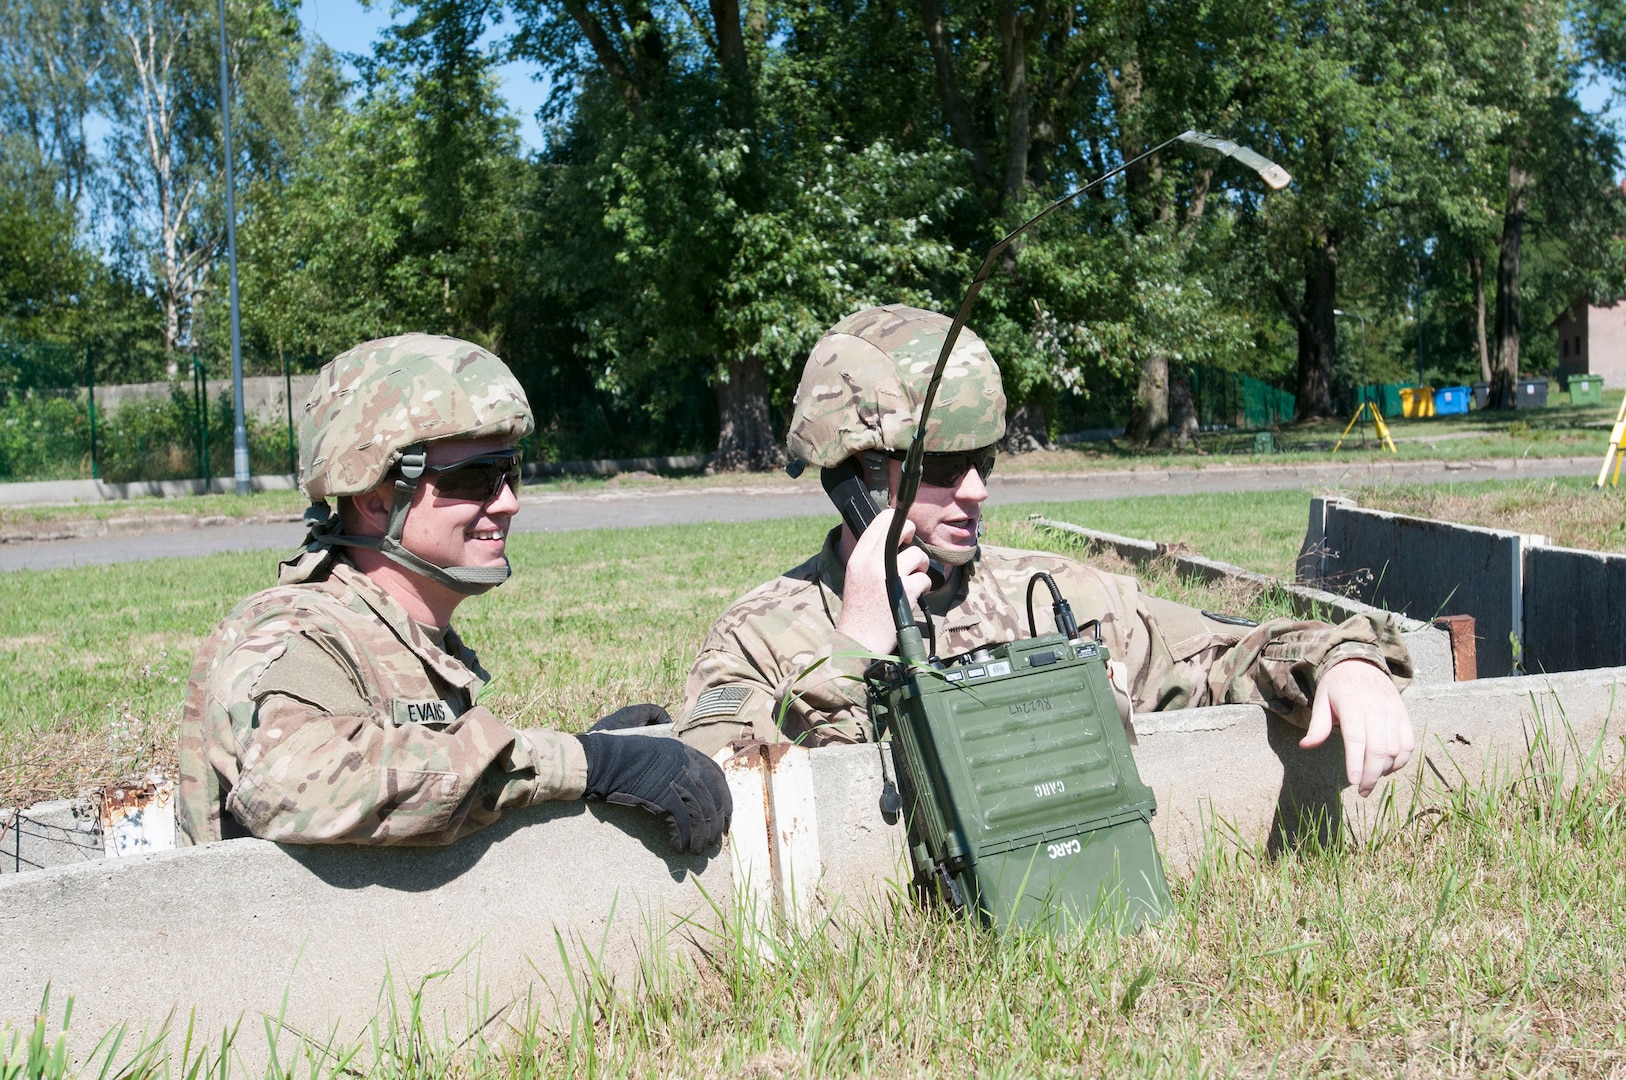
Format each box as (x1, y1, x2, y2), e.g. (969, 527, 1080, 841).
(1434, 386, 1469, 415)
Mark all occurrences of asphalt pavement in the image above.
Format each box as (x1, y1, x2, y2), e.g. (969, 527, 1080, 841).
(0, 454, 1597, 573)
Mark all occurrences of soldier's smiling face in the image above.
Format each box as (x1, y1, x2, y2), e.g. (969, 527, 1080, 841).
(399, 435, 521, 573)
(886, 458, 989, 553)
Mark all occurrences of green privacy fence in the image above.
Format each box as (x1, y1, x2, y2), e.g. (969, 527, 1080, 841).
(1187, 364, 1296, 430)
(0, 338, 296, 484)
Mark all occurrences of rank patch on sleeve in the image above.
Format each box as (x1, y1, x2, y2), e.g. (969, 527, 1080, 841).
(691, 685, 752, 720)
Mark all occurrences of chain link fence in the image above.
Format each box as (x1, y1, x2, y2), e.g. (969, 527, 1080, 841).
(1188, 363, 1296, 429)
(0, 338, 310, 484)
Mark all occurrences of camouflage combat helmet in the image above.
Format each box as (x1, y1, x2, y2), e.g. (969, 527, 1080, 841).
(286, 334, 533, 595)
(786, 304, 1005, 469)
(299, 334, 533, 499)
(787, 305, 1005, 568)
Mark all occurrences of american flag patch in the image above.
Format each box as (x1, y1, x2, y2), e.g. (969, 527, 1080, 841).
(690, 685, 752, 720)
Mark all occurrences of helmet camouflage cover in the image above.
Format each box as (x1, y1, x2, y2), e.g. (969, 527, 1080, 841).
(299, 334, 534, 501)
(787, 305, 1006, 468)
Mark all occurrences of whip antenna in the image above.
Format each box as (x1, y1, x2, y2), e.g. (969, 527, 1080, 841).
(883, 131, 1292, 660)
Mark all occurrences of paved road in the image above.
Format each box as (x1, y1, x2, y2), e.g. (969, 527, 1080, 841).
(0, 455, 1597, 573)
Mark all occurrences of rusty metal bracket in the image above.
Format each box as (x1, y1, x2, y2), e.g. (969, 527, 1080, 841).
(1432, 615, 1478, 681)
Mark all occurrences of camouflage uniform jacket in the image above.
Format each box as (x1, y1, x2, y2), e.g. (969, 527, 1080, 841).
(179, 559, 588, 845)
(676, 534, 1413, 756)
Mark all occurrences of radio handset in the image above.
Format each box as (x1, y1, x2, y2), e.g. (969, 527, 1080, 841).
(819, 458, 947, 590)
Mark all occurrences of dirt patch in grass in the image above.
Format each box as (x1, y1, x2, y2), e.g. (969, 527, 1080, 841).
(1352, 478, 1626, 553)
(0, 709, 177, 807)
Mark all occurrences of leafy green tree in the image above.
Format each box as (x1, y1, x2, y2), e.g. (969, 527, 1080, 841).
(512, 0, 976, 468)
(0, 143, 86, 335)
(232, 4, 528, 368)
(1475, 0, 1625, 407)
(97, 0, 306, 358)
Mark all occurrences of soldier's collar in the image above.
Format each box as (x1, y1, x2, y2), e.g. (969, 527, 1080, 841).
(332, 562, 481, 689)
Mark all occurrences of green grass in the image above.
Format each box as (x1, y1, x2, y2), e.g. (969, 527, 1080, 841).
(5, 482, 1626, 1076)
(7, 476, 1622, 805)
(12, 734, 1625, 1077)
(0, 493, 1319, 804)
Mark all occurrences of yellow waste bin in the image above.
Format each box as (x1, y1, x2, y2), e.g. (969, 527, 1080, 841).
(1400, 386, 1435, 418)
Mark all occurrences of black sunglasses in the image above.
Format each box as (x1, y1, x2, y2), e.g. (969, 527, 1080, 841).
(419, 452, 522, 502)
(888, 445, 997, 488)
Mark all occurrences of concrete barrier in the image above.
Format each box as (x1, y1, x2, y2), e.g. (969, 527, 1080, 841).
(1299, 496, 1547, 678)
(1, 799, 728, 1070)
(1300, 496, 1626, 677)
(1033, 516, 1455, 686)
(1523, 544, 1626, 674)
(6, 666, 1621, 1068)
(0, 474, 301, 507)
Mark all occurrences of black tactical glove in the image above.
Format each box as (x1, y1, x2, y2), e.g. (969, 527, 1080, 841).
(576, 733, 732, 854)
(588, 703, 672, 732)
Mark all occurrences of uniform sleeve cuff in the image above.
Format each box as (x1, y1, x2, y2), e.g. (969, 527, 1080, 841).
(1314, 642, 1390, 686)
(518, 727, 590, 800)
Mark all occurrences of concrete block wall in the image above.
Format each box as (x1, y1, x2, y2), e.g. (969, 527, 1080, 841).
(92, 375, 317, 421)
(7, 667, 1622, 1070)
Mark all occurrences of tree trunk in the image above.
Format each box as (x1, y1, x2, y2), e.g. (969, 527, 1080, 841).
(920, 0, 991, 197)
(1169, 368, 1199, 451)
(708, 354, 784, 472)
(1469, 251, 1491, 383)
(1125, 354, 1170, 447)
(996, 0, 1029, 211)
(1003, 400, 1050, 453)
(1490, 160, 1529, 410)
(1293, 237, 1338, 420)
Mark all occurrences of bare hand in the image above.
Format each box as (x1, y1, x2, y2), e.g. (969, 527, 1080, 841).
(835, 509, 932, 657)
(1300, 658, 1415, 797)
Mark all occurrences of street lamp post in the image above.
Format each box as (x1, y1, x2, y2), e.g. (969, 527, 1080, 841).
(217, 0, 249, 495)
(1334, 308, 1369, 447)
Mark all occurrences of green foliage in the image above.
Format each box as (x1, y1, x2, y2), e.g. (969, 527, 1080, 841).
(231, 1, 528, 368)
(96, 388, 291, 483)
(0, 386, 292, 482)
(0, 989, 72, 1080)
(0, 393, 87, 481)
(0, 144, 86, 335)
(1, 0, 1623, 464)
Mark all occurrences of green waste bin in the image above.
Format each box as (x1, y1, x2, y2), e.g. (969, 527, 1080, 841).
(1569, 375, 1604, 406)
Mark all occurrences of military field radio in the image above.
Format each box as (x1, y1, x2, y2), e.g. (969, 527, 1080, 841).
(864, 131, 1292, 931)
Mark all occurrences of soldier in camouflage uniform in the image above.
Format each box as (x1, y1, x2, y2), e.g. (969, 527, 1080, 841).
(677, 305, 1415, 797)
(180, 334, 730, 852)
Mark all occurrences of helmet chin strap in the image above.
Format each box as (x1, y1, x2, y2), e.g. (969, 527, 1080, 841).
(305, 447, 511, 596)
(920, 540, 977, 566)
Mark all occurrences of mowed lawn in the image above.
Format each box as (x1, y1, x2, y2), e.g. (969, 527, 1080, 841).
(0, 490, 1322, 804)
(2, 482, 1625, 1075)
(5, 478, 1623, 804)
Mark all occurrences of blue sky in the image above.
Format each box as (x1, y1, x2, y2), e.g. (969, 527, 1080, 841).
(301, 0, 551, 150)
